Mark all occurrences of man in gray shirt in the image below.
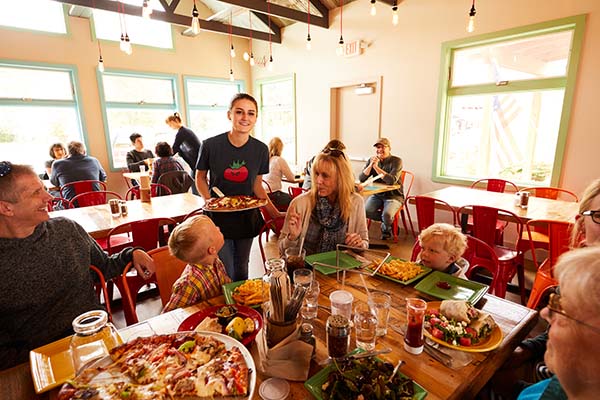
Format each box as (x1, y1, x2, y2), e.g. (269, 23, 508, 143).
(359, 137, 404, 240)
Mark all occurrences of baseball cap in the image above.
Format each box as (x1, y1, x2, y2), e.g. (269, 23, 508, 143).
(373, 138, 391, 148)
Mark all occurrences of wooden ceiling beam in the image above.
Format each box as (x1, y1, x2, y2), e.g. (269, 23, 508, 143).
(252, 12, 281, 39)
(54, 0, 281, 43)
(217, 0, 329, 29)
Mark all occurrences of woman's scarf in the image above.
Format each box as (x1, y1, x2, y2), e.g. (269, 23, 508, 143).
(315, 197, 347, 253)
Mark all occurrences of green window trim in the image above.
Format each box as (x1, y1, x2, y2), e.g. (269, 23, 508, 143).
(432, 14, 586, 187)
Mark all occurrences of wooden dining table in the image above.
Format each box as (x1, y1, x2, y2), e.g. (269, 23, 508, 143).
(415, 186, 579, 222)
(48, 192, 205, 239)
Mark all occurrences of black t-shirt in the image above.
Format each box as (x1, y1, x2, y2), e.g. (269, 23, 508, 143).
(173, 126, 201, 169)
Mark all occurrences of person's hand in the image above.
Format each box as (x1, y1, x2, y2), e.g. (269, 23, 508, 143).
(132, 249, 156, 280)
(502, 345, 534, 369)
(370, 156, 379, 166)
(345, 233, 363, 248)
(287, 206, 302, 240)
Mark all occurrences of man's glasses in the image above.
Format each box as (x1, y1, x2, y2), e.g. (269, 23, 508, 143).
(0, 161, 12, 177)
(322, 148, 346, 159)
(547, 293, 600, 335)
(581, 210, 600, 224)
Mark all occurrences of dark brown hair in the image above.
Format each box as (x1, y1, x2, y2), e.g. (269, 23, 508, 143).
(48, 143, 66, 159)
(229, 93, 258, 112)
(155, 141, 173, 157)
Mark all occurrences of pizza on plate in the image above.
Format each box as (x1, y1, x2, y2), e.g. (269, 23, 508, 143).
(58, 332, 249, 399)
(204, 196, 267, 212)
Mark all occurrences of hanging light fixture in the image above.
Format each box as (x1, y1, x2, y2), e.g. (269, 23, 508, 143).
(370, 0, 376, 16)
(229, 68, 234, 82)
(248, 11, 255, 66)
(336, 0, 344, 56)
(118, 2, 132, 55)
(93, 0, 104, 71)
(392, 1, 399, 26)
(98, 55, 105, 72)
(142, 0, 152, 19)
(191, 0, 200, 35)
(467, 0, 476, 32)
(306, 0, 311, 50)
(228, 11, 235, 58)
(267, 0, 273, 71)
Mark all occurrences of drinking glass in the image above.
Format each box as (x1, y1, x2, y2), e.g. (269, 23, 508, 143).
(139, 165, 146, 173)
(284, 247, 306, 282)
(404, 298, 427, 354)
(301, 280, 320, 320)
(329, 290, 353, 321)
(368, 292, 391, 336)
(293, 268, 313, 288)
(353, 302, 377, 351)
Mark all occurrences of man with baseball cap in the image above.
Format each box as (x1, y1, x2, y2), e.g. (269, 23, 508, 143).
(358, 137, 404, 240)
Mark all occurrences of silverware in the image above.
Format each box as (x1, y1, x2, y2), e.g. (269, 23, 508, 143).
(348, 347, 392, 359)
(388, 359, 404, 383)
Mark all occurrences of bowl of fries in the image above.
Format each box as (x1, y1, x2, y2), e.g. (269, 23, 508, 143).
(223, 279, 270, 308)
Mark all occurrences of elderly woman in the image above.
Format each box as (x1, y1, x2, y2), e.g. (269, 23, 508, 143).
(279, 148, 368, 256)
(517, 246, 600, 400)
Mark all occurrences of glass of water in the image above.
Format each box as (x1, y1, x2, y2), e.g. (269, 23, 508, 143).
(353, 302, 377, 351)
(300, 280, 320, 320)
(293, 268, 313, 288)
(368, 292, 391, 336)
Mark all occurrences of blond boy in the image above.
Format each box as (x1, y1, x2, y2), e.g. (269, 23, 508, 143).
(418, 223, 468, 278)
(163, 215, 232, 313)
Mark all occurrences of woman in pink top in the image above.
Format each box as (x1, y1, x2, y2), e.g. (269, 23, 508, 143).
(264, 137, 296, 209)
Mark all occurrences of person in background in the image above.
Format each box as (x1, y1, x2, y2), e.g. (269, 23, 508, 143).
(125, 133, 154, 173)
(0, 162, 155, 371)
(264, 137, 296, 209)
(417, 223, 468, 278)
(50, 141, 107, 200)
(162, 215, 231, 313)
(359, 137, 404, 240)
(279, 148, 368, 256)
(302, 139, 346, 191)
(151, 142, 184, 184)
(166, 113, 201, 195)
(195, 93, 281, 281)
(517, 246, 600, 400)
(42, 142, 67, 180)
(571, 178, 600, 247)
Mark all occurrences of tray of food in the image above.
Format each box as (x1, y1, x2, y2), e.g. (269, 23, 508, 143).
(368, 257, 432, 285)
(223, 279, 268, 308)
(203, 195, 267, 212)
(57, 331, 256, 399)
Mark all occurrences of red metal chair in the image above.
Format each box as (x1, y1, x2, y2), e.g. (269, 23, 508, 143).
(59, 179, 107, 199)
(288, 186, 308, 199)
(121, 246, 187, 324)
(517, 187, 578, 254)
(259, 206, 284, 241)
(90, 265, 113, 322)
(405, 195, 456, 237)
(47, 197, 70, 211)
(458, 205, 529, 304)
(258, 217, 286, 266)
(526, 220, 573, 309)
(183, 207, 204, 220)
(125, 184, 172, 200)
(68, 191, 122, 208)
(368, 170, 414, 242)
(263, 180, 288, 212)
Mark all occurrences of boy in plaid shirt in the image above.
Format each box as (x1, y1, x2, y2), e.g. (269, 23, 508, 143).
(162, 215, 232, 313)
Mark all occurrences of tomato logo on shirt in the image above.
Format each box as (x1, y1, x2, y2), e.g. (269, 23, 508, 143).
(224, 160, 249, 183)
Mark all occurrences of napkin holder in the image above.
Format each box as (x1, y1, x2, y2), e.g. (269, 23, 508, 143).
(139, 175, 151, 203)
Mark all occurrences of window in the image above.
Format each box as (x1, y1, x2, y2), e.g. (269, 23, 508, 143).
(256, 75, 297, 164)
(93, 6, 172, 50)
(0, 62, 84, 174)
(98, 71, 178, 170)
(184, 78, 244, 142)
(433, 15, 585, 186)
(0, 0, 67, 34)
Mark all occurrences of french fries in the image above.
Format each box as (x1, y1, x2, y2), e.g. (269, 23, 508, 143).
(374, 259, 425, 281)
(232, 279, 269, 306)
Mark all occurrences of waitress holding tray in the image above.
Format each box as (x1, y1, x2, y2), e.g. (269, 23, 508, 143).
(195, 93, 281, 281)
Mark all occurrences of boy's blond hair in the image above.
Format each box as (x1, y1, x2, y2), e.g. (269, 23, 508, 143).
(168, 215, 213, 264)
(418, 223, 467, 259)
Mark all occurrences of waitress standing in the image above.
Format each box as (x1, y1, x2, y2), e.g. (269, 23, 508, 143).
(195, 93, 281, 281)
(165, 112, 201, 194)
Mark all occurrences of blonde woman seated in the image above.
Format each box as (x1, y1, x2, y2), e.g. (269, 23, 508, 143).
(417, 223, 468, 278)
(279, 148, 368, 256)
(264, 137, 296, 209)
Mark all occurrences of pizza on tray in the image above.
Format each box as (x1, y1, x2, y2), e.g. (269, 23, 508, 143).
(204, 195, 267, 212)
(58, 332, 249, 400)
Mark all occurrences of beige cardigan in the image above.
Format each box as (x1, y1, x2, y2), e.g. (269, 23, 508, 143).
(278, 192, 369, 255)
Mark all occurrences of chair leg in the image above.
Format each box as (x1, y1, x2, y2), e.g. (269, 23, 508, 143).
(517, 264, 527, 305)
(392, 213, 399, 243)
(400, 209, 409, 236)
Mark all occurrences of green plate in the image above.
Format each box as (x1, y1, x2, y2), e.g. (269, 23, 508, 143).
(304, 357, 428, 400)
(369, 257, 432, 285)
(305, 251, 362, 275)
(414, 271, 489, 305)
(222, 279, 263, 308)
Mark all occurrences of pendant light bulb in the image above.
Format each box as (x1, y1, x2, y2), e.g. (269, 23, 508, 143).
(268, 55, 274, 71)
(119, 34, 126, 52)
(142, 0, 152, 19)
(243, 51, 250, 61)
(250, 53, 255, 67)
(230, 45, 236, 58)
(229, 69, 234, 82)
(467, 3, 476, 33)
(306, 33, 312, 50)
(392, 5, 399, 26)
(370, 0, 376, 16)
(124, 34, 132, 55)
(98, 55, 105, 72)
(191, 2, 200, 35)
(336, 36, 344, 56)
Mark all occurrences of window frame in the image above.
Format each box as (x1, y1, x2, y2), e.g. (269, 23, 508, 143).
(182, 75, 245, 140)
(255, 73, 297, 164)
(96, 68, 180, 172)
(0, 59, 88, 158)
(0, 1, 69, 36)
(432, 14, 586, 187)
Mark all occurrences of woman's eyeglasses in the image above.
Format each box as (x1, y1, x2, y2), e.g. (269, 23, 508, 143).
(322, 148, 346, 159)
(547, 293, 600, 335)
(581, 210, 600, 224)
(0, 161, 12, 177)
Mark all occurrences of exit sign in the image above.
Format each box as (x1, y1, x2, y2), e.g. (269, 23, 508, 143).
(343, 40, 363, 57)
